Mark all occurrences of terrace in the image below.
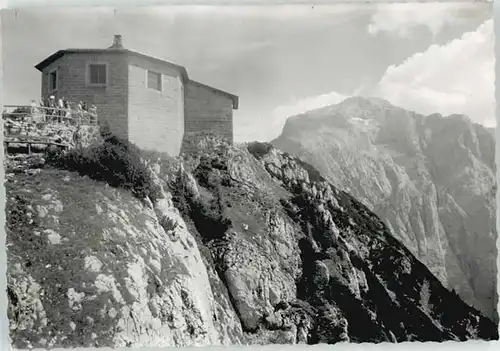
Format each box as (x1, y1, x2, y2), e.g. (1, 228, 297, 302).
(3, 103, 99, 154)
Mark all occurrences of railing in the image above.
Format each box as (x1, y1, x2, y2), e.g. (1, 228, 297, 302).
(2, 104, 98, 126)
(4, 137, 69, 154)
(3, 103, 100, 155)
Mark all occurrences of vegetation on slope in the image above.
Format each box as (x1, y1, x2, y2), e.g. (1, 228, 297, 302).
(5, 132, 499, 347)
(44, 135, 160, 200)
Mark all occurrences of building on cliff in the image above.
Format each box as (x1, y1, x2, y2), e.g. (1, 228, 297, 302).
(34, 35, 239, 156)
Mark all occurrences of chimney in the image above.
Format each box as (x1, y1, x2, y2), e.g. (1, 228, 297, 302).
(109, 35, 123, 49)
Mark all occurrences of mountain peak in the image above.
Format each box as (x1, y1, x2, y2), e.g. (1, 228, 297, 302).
(339, 96, 393, 110)
(278, 96, 400, 140)
(272, 98, 498, 322)
(333, 96, 398, 122)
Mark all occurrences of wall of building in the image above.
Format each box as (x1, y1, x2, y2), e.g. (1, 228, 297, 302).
(40, 57, 68, 99)
(40, 51, 129, 139)
(127, 56, 185, 157)
(39, 51, 234, 156)
(184, 81, 234, 146)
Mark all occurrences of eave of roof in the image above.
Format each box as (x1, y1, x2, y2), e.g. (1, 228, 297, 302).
(34, 48, 239, 110)
(189, 80, 239, 110)
(34, 48, 189, 81)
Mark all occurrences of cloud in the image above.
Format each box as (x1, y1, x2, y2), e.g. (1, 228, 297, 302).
(367, 2, 490, 38)
(374, 19, 495, 127)
(262, 18, 494, 142)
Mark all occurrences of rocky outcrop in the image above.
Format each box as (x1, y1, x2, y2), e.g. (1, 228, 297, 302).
(172, 138, 497, 343)
(6, 168, 244, 349)
(272, 97, 497, 320)
(5, 135, 498, 348)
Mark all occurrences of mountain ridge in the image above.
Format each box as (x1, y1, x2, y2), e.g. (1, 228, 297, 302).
(272, 96, 498, 321)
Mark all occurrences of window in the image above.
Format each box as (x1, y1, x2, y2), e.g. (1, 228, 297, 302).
(49, 69, 58, 91)
(147, 70, 162, 91)
(88, 63, 107, 85)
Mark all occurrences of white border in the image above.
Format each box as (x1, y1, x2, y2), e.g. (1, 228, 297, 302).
(0, 1, 498, 351)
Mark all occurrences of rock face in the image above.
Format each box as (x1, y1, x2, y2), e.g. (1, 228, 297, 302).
(6, 169, 244, 349)
(272, 97, 497, 320)
(5, 136, 498, 348)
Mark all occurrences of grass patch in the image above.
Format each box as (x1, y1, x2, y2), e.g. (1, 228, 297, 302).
(171, 175, 232, 242)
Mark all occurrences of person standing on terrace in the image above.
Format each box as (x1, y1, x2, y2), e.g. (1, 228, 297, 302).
(30, 100, 42, 123)
(64, 100, 72, 124)
(77, 101, 84, 124)
(57, 97, 65, 123)
(48, 96, 56, 121)
(30, 99, 36, 115)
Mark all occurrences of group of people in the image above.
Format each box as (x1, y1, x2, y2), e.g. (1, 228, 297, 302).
(30, 96, 97, 124)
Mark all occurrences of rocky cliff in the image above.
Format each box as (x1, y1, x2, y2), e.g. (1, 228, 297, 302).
(5, 135, 498, 348)
(272, 97, 498, 320)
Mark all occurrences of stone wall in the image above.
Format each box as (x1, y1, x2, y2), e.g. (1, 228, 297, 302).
(127, 55, 185, 157)
(184, 81, 234, 149)
(4, 118, 100, 151)
(40, 51, 129, 140)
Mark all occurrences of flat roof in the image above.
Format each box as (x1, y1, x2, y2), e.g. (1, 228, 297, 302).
(34, 48, 239, 109)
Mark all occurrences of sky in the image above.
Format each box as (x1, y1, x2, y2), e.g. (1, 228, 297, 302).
(0, 3, 494, 142)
